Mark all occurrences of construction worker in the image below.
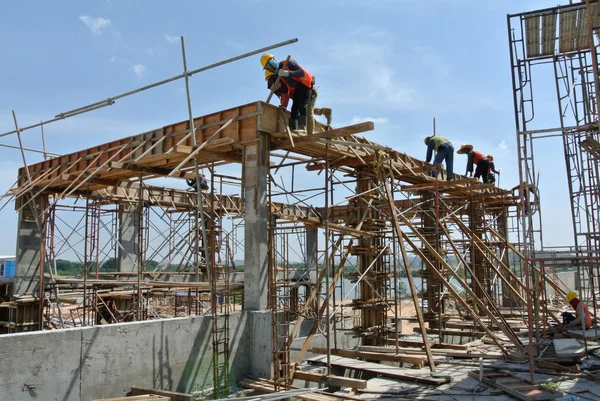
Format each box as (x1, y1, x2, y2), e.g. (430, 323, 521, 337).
(562, 291, 592, 329)
(511, 181, 539, 216)
(424, 135, 454, 180)
(264, 60, 331, 133)
(261, 53, 314, 134)
(487, 154, 500, 185)
(186, 174, 209, 191)
(457, 144, 491, 183)
(265, 70, 292, 109)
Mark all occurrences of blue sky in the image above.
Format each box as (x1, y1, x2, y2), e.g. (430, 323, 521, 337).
(0, 0, 574, 256)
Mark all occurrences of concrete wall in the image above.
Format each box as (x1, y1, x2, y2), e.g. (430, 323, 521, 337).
(0, 310, 272, 401)
(290, 327, 361, 363)
(546, 270, 576, 299)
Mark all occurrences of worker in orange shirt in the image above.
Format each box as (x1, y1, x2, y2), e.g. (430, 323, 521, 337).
(457, 144, 491, 183)
(562, 291, 592, 329)
(265, 69, 332, 132)
(261, 53, 314, 134)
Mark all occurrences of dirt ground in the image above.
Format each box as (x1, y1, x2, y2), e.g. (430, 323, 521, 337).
(389, 299, 419, 334)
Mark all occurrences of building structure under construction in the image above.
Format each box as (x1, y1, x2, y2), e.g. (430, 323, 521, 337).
(2, 1, 600, 400)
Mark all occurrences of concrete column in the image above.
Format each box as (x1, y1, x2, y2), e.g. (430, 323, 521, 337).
(118, 204, 140, 274)
(305, 227, 318, 282)
(243, 135, 270, 311)
(14, 195, 47, 296)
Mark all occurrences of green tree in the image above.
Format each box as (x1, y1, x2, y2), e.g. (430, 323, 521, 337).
(398, 281, 410, 299)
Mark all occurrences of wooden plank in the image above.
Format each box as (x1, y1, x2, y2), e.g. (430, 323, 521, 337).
(311, 347, 425, 367)
(130, 387, 192, 401)
(468, 370, 556, 401)
(412, 327, 487, 337)
(272, 122, 374, 150)
(239, 379, 344, 401)
(293, 370, 368, 389)
(94, 395, 169, 401)
(274, 214, 375, 238)
(359, 345, 504, 359)
(307, 355, 448, 385)
(110, 162, 191, 178)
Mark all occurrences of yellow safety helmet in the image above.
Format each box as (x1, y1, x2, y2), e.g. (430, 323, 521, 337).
(487, 154, 494, 159)
(264, 69, 273, 80)
(260, 53, 274, 69)
(424, 136, 432, 146)
(566, 291, 578, 302)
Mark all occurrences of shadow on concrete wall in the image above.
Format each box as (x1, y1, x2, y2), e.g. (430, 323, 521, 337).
(153, 322, 174, 390)
(175, 316, 212, 393)
(62, 328, 101, 401)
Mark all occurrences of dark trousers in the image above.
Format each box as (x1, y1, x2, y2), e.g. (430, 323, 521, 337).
(474, 159, 490, 183)
(290, 84, 312, 120)
(432, 143, 454, 180)
(562, 312, 576, 325)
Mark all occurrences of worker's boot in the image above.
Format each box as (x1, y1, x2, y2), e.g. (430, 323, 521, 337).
(289, 118, 298, 132)
(294, 115, 307, 135)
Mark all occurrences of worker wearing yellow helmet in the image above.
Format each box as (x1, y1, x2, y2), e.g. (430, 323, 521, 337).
(562, 291, 592, 329)
(260, 53, 315, 134)
(264, 69, 292, 109)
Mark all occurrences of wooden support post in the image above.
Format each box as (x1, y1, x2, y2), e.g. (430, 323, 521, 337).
(440, 223, 527, 339)
(448, 211, 528, 295)
(488, 227, 567, 297)
(381, 173, 436, 372)
(397, 214, 525, 353)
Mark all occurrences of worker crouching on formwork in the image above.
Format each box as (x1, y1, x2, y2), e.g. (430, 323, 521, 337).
(261, 53, 314, 134)
(423, 135, 454, 181)
(457, 144, 493, 184)
(562, 291, 592, 330)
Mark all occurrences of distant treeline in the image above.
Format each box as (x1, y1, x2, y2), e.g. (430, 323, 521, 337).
(53, 258, 183, 275)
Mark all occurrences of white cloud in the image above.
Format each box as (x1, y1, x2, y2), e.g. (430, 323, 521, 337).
(110, 57, 146, 77)
(351, 116, 388, 125)
(79, 15, 111, 35)
(319, 30, 416, 110)
(498, 140, 507, 150)
(131, 64, 146, 77)
(164, 34, 179, 43)
(145, 46, 166, 57)
(110, 55, 126, 64)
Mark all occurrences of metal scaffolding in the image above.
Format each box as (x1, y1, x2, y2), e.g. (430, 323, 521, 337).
(0, 22, 575, 395)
